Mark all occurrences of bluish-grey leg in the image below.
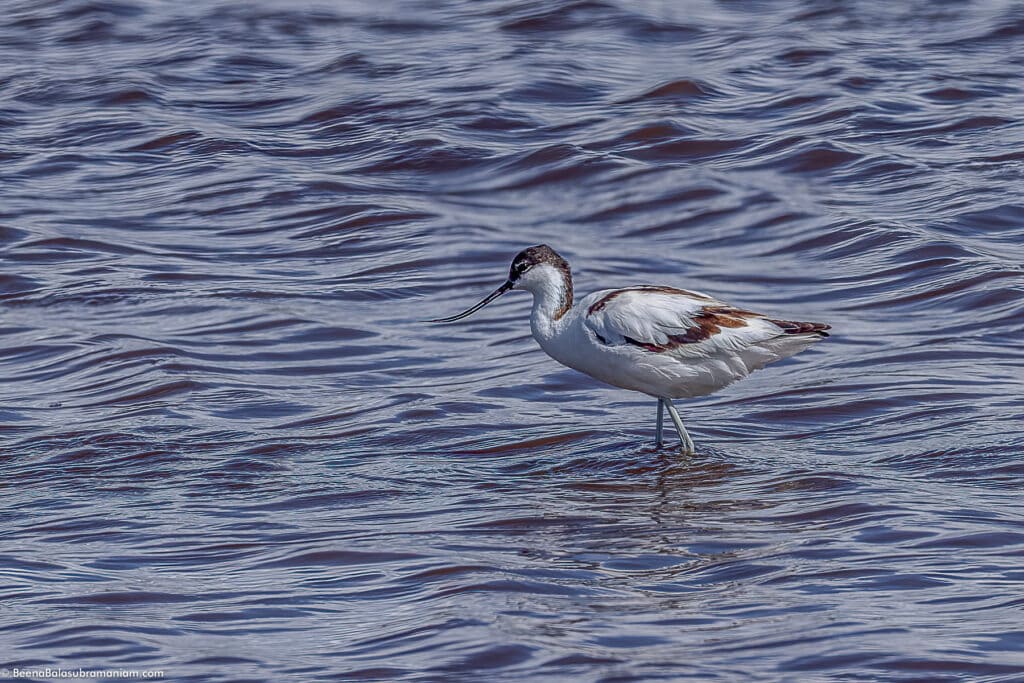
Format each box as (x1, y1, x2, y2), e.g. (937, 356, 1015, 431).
(655, 399, 665, 447)
(664, 399, 695, 455)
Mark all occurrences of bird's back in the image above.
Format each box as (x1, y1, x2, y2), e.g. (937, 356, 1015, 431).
(558, 285, 829, 398)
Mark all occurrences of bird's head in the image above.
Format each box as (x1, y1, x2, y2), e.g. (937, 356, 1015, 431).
(426, 244, 570, 323)
(507, 244, 570, 293)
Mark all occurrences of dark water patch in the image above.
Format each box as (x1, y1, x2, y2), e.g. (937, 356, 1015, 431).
(758, 142, 863, 174)
(497, 1, 622, 33)
(39, 591, 197, 606)
(625, 137, 747, 162)
(622, 78, 716, 103)
(253, 549, 423, 569)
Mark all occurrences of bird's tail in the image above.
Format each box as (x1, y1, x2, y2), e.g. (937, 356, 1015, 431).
(768, 319, 831, 337)
(754, 319, 831, 365)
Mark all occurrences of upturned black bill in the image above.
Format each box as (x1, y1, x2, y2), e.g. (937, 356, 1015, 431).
(425, 280, 513, 323)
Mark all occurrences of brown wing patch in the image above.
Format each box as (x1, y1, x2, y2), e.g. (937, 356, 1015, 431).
(623, 305, 758, 352)
(706, 306, 758, 328)
(587, 285, 714, 315)
(769, 319, 831, 337)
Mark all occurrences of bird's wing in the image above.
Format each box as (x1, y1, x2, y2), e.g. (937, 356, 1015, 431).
(582, 286, 824, 357)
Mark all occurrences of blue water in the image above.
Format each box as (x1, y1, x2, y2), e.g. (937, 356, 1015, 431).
(2, 1, 1024, 680)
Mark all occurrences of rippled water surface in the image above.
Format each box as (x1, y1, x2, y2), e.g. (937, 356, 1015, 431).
(3, 0, 1024, 680)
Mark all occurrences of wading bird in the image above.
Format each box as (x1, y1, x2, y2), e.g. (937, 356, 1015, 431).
(428, 245, 829, 453)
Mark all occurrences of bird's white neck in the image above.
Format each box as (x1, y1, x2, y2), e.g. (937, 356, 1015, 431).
(519, 263, 573, 341)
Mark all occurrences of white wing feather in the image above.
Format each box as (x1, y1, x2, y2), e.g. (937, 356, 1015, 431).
(582, 287, 804, 361)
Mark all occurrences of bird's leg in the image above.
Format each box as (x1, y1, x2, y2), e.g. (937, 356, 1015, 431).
(655, 399, 665, 447)
(663, 399, 695, 455)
